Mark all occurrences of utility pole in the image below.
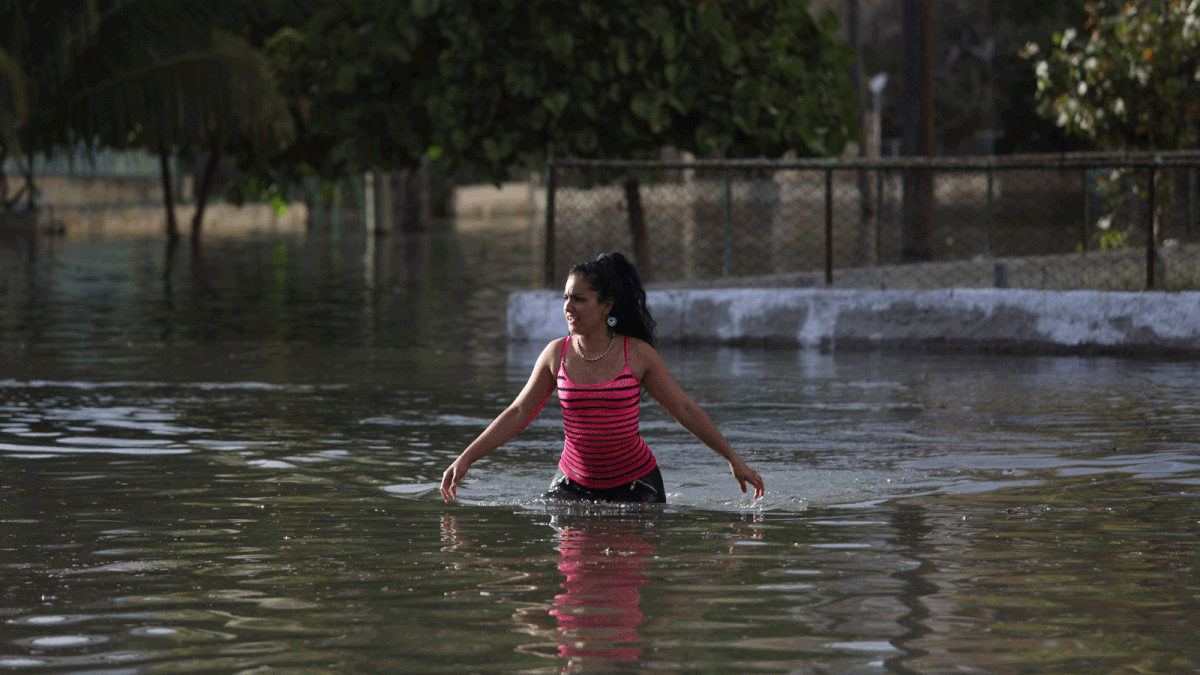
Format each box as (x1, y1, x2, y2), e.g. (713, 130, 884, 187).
(902, 0, 936, 261)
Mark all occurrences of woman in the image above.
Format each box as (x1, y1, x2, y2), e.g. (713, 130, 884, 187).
(440, 252, 764, 504)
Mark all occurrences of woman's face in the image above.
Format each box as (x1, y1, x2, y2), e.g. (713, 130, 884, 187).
(563, 274, 613, 335)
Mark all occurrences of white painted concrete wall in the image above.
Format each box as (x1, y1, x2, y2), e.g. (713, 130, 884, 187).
(509, 288, 1200, 355)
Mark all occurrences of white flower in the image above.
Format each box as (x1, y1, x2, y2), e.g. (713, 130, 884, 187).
(1020, 41, 1041, 58)
(1084, 57, 1098, 71)
(1062, 27, 1077, 47)
(1112, 98, 1126, 115)
(1097, 214, 1113, 231)
(1036, 60, 1049, 79)
(1077, 81, 1088, 95)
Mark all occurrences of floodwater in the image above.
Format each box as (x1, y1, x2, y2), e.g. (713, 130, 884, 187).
(1, 219, 1199, 674)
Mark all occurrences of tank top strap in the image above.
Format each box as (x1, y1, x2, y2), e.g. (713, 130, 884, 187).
(560, 336, 570, 367)
(624, 335, 629, 364)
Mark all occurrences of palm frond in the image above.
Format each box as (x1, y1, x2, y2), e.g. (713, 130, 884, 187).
(37, 1, 291, 155)
(64, 36, 288, 149)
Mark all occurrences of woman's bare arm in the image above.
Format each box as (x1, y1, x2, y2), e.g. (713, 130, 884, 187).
(633, 341, 765, 498)
(440, 339, 562, 502)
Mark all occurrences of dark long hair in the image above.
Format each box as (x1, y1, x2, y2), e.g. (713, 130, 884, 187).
(570, 252, 656, 347)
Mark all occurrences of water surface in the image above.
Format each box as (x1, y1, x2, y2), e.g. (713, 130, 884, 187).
(1, 220, 1198, 674)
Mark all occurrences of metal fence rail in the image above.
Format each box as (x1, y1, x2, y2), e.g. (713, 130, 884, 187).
(544, 152, 1200, 291)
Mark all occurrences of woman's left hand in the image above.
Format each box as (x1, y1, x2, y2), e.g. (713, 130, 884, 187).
(729, 458, 765, 499)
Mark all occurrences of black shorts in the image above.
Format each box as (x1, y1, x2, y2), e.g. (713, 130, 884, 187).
(543, 467, 666, 504)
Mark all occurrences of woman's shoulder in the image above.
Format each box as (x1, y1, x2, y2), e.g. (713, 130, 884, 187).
(525, 338, 568, 384)
(624, 335, 656, 353)
(539, 337, 569, 364)
(624, 335, 663, 370)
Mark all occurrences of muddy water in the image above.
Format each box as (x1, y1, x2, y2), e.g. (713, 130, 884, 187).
(1, 220, 1198, 674)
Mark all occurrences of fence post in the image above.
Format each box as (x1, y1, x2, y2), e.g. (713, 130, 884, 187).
(1081, 168, 1090, 252)
(544, 160, 557, 287)
(825, 167, 834, 286)
(724, 173, 733, 277)
(985, 164, 994, 257)
(1188, 166, 1196, 242)
(1146, 164, 1156, 291)
(875, 167, 884, 266)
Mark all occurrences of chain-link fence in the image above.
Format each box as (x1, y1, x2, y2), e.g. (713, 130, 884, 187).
(543, 152, 1200, 291)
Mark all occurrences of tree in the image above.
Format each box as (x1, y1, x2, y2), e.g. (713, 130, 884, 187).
(1031, 0, 1200, 150)
(429, 0, 859, 278)
(230, 0, 858, 268)
(55, 1, 288, 249)
(0, 44, 28, 208)
(2, 0, 108, 212)
(225, 0, 443, 222)
(2, 0, 288, 249)
(1030, 0, 1200, 254)
(0, 0, 52, 211)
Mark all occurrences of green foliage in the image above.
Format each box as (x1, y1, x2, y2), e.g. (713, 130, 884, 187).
(1098, 227, 1129, 249)
(1088, 167, 1149, 250)
(1, 0, 87, 185)
(1031, 0, 1200, 150)
(2, 0, 290, 213)
(430, 0, 859, 181)
(226, 0, 444, 205)
(7, 0, 860, 211)
(232, 0, 858, 199)
(59, 11, 287, 153)
(1031, 2, 1199, 249)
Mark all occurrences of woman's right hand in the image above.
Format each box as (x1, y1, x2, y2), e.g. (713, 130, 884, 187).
(437, 338, 561, 505)
(440, 458, 471, 503)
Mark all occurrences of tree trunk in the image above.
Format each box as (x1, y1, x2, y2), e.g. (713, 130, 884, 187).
(624, 178, 653, 282)
(159, 149, 179, 241)
(191, 144, 221, 255)
(0, 145, 32, 210)
(0, 145, 8, 205)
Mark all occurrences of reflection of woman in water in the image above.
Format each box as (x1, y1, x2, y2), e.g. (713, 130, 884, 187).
(441, 252, 764, 504)
(551, 522, 654, 662)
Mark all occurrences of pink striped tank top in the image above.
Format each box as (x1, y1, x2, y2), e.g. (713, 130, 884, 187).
(556, 336, 657, 488)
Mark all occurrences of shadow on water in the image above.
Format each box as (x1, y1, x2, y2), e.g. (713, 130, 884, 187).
(2, 219, 1200, 673)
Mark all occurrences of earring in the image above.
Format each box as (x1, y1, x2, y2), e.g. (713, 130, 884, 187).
(606, 316, 617, 327)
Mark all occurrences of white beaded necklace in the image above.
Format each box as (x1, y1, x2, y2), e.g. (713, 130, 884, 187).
(574, 330, 615, 362)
